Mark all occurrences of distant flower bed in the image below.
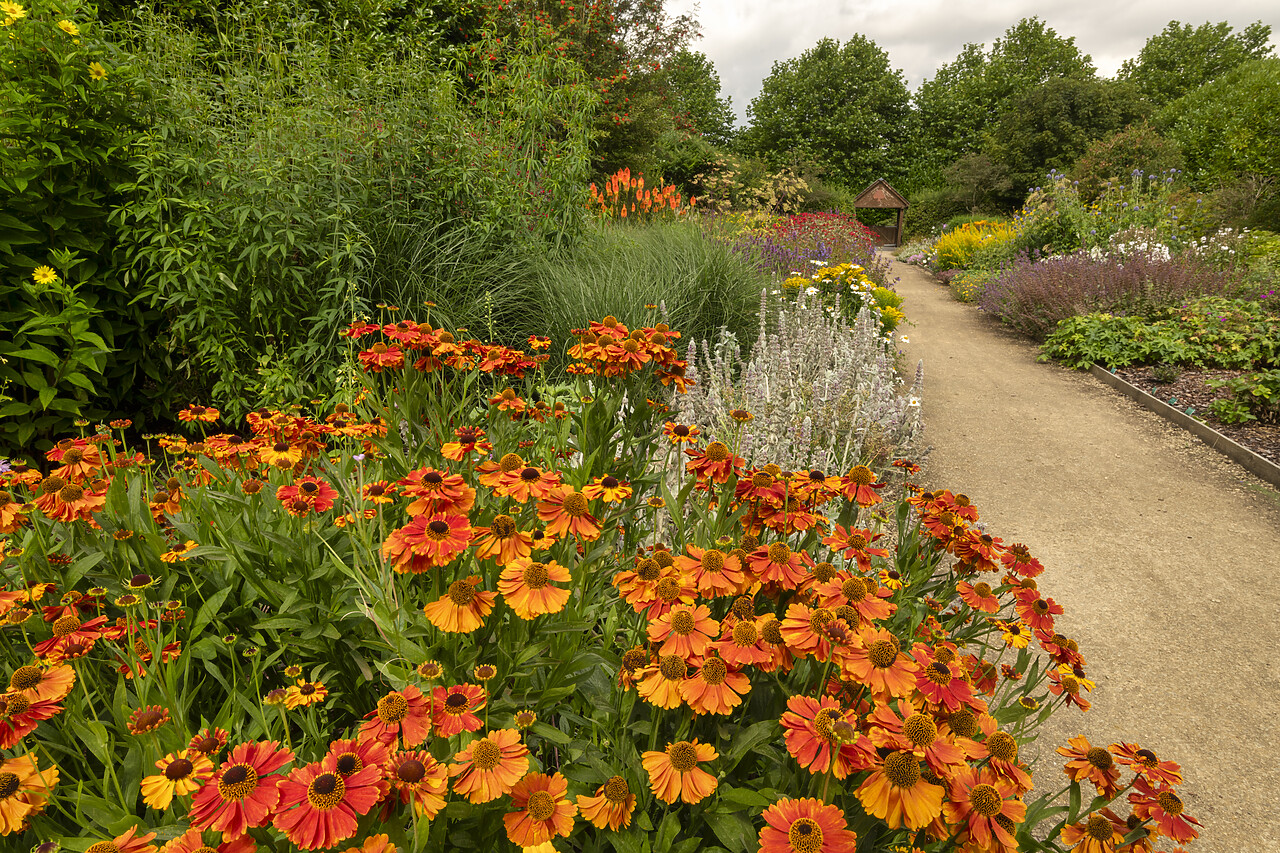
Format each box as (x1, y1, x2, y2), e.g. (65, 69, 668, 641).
(0, 311, 1201, 853)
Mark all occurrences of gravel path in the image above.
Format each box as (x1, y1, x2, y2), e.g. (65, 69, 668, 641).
(892, 259, 1280, 851)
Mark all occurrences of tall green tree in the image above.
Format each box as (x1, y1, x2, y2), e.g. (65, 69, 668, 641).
(743, 35, 912, 189)
(663, 49, 736, 147)
(1119, 20, 1274, 109)
(1159, 58, 1280, 222)
(986, 78, 1148, 202)
(914, 18, 1096, 181)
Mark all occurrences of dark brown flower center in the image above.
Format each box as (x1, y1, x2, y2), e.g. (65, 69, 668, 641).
(970, 783, 1003, 816)
(522, 562, 550, 589)
(847, 465, 875, 485)
(903, 713, 937, 748)
(658, 655, 687, 680)
(700, 657, 728, 686)
(396, 758, 426, 783)
(787, 817, 823, 853)
(732, 620, 759, 646)
(527, 789, 557, 821)
(1087, 747, 1113, 770)
(949, 709, 977, 739)
(883, 751, 921, 788)
(766, 542, 791, 564)
(0, 772, 20, 799)
(306, 772, 345, 809)
(470, 740, 502, 771)
(670, 610, 696, 635)
(219, 763, 259, 800)
(1157, 791, 1183, 816)
(666, 741, 699, 772)
(1086, 814, 1113, 840)
(603, 775, 630, 802)
(377, 692, 409, 723)
(336, 753, 361, 775)
(448, 580, 477, 607)
(9, 666, 42, 691)
(986, 732, 1018, 761)
(165, 758, 194, 780)
(704, 442, 731, 463)
(561, 492, 589, 517)
(490, 515, 517, 537)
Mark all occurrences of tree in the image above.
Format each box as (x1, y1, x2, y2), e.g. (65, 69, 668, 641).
(743, 36, 912, 189)
(914, 43, 992, 177)
(984, 17, 1096, 103)
(1160, 58, 1280, 219)
(985, 78, 1148, 202)
(1119, 20, 1274, 109)
(914, 18, 1096, 181)
(1070, 121, 1183, 200)
(663, 49, 736, 147)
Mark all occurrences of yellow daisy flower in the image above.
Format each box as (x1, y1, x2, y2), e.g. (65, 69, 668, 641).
(31, 266, 58, 285)
(88, 61, 107, 81)
(57, 19, 78, 36)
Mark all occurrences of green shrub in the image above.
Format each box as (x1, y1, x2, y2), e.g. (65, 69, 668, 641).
(1040, 298, 1280, 369)
(1209, 369, 1280, 424)
(0, 0, 158, 452)
(113, 12, 597, 417)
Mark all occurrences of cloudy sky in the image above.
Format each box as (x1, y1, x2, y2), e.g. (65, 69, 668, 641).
(666, 0, 1280, 124)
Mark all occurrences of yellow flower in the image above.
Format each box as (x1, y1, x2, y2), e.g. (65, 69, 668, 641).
(0, 2, 26, 24)
(32, 265, 58, 285)
(57, 19, 78, 36)
(88, 61, 107, 81)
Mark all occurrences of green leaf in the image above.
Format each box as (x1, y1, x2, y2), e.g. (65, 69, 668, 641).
(717, 786, 772, 809)
(703, 810, 756, 853)
(655, 811, 681, 851)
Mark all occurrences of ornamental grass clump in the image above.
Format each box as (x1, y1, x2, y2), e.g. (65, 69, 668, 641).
(676, 290, 924, 472)
(0, 309, 1203, 852)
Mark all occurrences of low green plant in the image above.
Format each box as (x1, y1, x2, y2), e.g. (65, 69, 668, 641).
(1040, 298, 1280, 370)
(949, 269, 996, 303)
(1209, 369, 1280, 424)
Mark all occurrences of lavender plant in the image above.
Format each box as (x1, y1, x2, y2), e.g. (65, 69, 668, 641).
(676, 290, 925, 472)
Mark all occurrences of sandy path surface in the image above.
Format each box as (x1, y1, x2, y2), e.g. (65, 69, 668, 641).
(892, 259, 1280, 851)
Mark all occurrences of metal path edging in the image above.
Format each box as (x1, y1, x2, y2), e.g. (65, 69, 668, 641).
(1089, 364, 1280, 489)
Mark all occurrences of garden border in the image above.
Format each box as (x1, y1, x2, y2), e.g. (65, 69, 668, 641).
(1089, 364, 1280, 488)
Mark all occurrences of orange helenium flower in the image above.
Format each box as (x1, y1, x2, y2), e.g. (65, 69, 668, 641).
(285, 680, 328, 710)
(431, 683, 487, 736)
(1057, 736, 1122, 798)
(423, 576, 496, 633)
(359, 685, 432, 748)
(680, 656, 750, 715)
(141, 750, 213, 810)
(0, 751, 58, 835)
(647, 603, 718, 658)
(385, 750, 449, 819)
(854, 749, 944, 830)
(188, 740, 294, 839)
(503, 771, 576, 847)
(758, 797, 858, 853)
(537, 485, 602, 540)
(641, 740, 717, 805)
(449, 729, 530, 804)
(781, 695, 873, 779)
(272, 757, 383, 850)
(497, 558, 571, 619)
(576, 775, 637, 830)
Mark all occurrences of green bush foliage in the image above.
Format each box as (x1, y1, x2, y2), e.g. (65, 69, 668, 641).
(113, 11, 597, 417)
(0, 0, 159, 452)
(1040, 298, 1280, 369)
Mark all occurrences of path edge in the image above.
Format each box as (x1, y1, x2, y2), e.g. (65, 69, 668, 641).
(1089, 363, 1280, 488)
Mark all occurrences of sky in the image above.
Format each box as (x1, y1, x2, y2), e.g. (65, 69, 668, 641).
(666, 0, 1280, 125)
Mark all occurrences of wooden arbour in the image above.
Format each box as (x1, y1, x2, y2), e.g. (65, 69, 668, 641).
(853, 179, 909, 247)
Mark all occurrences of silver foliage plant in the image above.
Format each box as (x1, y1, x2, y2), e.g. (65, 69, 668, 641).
(675, 290, 926, 473)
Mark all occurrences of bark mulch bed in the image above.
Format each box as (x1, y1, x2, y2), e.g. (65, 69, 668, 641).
(1115, 366, 1280, 466)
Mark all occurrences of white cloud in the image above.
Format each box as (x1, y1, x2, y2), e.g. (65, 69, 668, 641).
(669, 0, 1280, 124)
